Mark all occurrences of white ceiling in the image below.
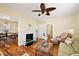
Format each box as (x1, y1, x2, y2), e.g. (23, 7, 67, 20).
(0, 3, 79, 20)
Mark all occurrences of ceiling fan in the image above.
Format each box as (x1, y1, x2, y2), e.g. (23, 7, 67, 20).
(32, 3, 56, 16)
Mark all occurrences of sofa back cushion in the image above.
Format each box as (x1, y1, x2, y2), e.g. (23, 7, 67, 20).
(72, 35, 79, 53)
(59, 33, 69, 42)
(60, 33, 68, 39)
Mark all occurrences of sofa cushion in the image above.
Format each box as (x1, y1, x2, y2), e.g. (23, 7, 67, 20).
(58, 42, 75, 56)
(72, 35, 79, 53)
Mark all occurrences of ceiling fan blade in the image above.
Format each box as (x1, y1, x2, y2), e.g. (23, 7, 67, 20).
(40, 3, 46, 10)
(32, 10, 41, 12)
(40, 3, 46, 14)
(46, 7, 56, 12)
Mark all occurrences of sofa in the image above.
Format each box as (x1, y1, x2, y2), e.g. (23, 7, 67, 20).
(58, 35, 79, 56)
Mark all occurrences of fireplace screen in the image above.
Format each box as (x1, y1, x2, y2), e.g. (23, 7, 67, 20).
(26, 34, 33, 43)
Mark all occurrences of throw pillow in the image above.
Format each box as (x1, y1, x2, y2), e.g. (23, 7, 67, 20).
(65, 38, 73, 45)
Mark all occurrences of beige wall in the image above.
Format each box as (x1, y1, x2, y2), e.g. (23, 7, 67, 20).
(9, 21, 18, 33)
(36, 16, 76, 37)
(18, 16, 37, 46)
(75, 13, 79, 35)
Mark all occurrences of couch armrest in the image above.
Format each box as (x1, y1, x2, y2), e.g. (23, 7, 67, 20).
(58, 42, 75, 56)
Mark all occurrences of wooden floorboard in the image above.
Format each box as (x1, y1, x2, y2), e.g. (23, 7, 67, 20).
(0, 38, 59, 56)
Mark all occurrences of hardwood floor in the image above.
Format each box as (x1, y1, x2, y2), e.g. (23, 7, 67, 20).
(0, 38, 59, 56)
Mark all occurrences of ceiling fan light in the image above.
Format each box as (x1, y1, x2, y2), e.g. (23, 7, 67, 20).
(38, 13, 41, 16)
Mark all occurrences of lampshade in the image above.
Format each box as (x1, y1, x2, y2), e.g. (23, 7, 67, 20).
(68, 29, 74, 34)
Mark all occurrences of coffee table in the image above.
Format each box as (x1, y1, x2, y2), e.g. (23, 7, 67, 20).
(29, 39, 53, 56)
(36, 43, 53, 56)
